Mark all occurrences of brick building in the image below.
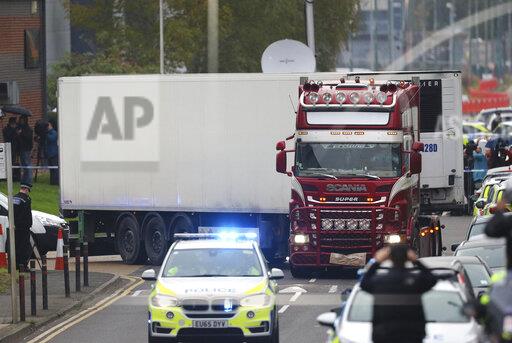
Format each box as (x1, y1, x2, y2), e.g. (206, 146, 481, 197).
(0, 0, 46, 136)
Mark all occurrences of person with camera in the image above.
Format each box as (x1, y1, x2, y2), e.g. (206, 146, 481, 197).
(360, 245, 437, 343)
(15, 115, 33, 185)
(45, 120, 59, 185)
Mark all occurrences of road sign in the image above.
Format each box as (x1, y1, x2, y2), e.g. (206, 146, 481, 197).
(0, 143, 6, 180)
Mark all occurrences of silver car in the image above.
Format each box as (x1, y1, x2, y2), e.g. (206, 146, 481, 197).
(317, 280, 482, 343)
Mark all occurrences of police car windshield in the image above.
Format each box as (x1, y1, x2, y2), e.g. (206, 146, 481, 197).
(348, 290, 469, 323)
(295, 143, 401, 178)
(163, 248, 263, 277)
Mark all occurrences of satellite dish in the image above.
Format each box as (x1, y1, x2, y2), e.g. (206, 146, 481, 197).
(261, 39, 316, 73)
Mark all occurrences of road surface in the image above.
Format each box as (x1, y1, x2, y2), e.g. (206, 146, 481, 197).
(22, 215, 472, 343)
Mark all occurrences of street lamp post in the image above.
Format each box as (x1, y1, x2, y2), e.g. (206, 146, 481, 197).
(159, 0, 164, 74)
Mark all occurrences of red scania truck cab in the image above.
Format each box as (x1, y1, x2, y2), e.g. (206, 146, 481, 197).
(276, 73, 453, 277)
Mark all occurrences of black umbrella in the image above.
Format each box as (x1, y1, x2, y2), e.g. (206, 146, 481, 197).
(0, 105, 32, 116)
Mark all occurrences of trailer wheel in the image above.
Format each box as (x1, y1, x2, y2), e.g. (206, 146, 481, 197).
(117, 215, 145, 265)
(290, 263, 308, 279)
(144, 215, 169, 266)
(171, 215, 195, 237)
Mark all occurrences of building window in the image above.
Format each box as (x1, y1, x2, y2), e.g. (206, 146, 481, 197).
(24, 29, 41, 69)
(31, 1, 38, 15)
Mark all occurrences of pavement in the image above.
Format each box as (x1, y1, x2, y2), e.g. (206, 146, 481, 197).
(0, 264, 132, 343)
(13, 214, 471, 343)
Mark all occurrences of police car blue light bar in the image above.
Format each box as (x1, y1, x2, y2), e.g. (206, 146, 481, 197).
(174, 232, 258, 241)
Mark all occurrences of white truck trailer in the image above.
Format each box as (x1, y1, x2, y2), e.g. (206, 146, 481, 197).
(58, 72, 464, 265)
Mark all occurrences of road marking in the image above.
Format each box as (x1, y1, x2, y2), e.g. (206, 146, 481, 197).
(328, 285, 338, 293)
(27, 277, 143, 343)
(278, 305, 290, 314)
(309, 278, 316, 283)
(289, 292, 302, 302)
(279, 286, 307, 294)
(132, 290, 143, 297)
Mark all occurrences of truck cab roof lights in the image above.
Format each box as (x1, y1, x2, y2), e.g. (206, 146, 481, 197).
(335, 92, 346, 104)
(363, 92, 374, 104)
(369, 78, 375, 87)
(339, 78, 345, 84)
(322, 93, 332, 104)
(349, 92, 360, 104)
(308, 92, 319, 104)
(303, 82, 320, 92)
(376, 91, 387, 104)
(355, 76, 360, 83)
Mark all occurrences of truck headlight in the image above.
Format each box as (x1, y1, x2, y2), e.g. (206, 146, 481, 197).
(384, 234, 402, 244)
(151, 294, 179, 308)
(293, 234, 309, 244)
(240, 294, 272, 307)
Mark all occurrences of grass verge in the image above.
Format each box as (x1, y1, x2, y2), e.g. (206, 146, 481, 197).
(0, 268, 10, 294)
(0, 172, 60, 216)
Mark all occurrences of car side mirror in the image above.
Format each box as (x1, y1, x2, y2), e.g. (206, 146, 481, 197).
(451, 243, 460, 252)
(410, 150, 422, 175)
(470, 194, 479, 202)
(316, 312, 337, 328)
(475, 199, 486, 209)
(142, 269, 157, 281)
(341, 288, 352, 302)
(269, 268, 284, 280)
(412, 141, 424, 152)
(462, 302, 477, 318)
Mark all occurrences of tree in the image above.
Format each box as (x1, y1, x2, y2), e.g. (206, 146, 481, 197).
(61, 0, 358, 73)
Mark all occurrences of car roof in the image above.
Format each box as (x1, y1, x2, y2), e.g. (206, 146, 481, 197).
(500, 121, 512, 126)
(479, 107, 512, 115)
(354, 279, 460, 293)
(419, 256, 484, 267)
(459, 235, 506, 248)
(173, 239, 256, 250)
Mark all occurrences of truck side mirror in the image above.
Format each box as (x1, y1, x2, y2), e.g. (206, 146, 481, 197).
(276, 150, 288, 174)
(276, 140, 286, 151)
(410, 151, 422, 174)
(412, 141, 424, 152)
(451, 243, 460, 252)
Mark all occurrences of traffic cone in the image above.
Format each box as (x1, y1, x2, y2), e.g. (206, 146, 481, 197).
(0, 224, 6, 269)
(54, 227, 64, 270)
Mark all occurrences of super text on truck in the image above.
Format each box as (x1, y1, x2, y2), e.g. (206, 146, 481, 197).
(276, 71, 464, 276)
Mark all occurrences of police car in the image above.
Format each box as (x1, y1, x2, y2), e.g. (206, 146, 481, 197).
(142, 233, 284, 343)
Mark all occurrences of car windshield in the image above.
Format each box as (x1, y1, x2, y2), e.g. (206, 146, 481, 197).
(456, 246, 506, 269)
(295, 143, 401, 178)
(348, 290, 469, 323)
(468, 222, 487, 238)
(162, 248, 263, 277)
(463, 264, 491, 288)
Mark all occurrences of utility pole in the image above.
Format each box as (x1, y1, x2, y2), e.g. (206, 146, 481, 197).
(207, 0, 219, 73)
(305, 0, 315, 55)
(447, 2, 455, 69)
(370, 0, 378, 70)
(159, 0, 164, 74)
(433, 0, 437, 68)
(388, 0, 393, 65)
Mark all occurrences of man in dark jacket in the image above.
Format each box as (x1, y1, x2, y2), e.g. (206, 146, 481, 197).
(45, 120, 59, 185)
(360, 245, 437, 343)
(15, 115, 33, 185)
(485, 182, 512, 269)
(13, 183, 33, 270)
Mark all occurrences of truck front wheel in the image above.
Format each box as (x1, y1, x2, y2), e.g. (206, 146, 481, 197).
(144, 215, 169, 265)
(117, 215, 146, 264)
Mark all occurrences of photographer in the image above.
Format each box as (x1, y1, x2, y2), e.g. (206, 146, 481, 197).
(360, 245, 437, 343)
(486, 181, 512, 270)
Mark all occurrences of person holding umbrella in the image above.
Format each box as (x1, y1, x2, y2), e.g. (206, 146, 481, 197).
(15, 115, 33, 185)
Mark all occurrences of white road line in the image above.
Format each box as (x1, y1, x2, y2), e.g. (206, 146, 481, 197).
(309, 278, 316, 283)
(132, 290, 143, 297)
(328, 285, 338, 293)
(278, 305, 290, 314)
(289, 292, 302, 302)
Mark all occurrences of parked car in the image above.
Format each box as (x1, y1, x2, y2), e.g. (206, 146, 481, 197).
(473, 180, 504, 216)
(476, 107, 512, 130)
(419, 256, 492, 297)
(0, 192, 67, 255)
(454, 235, 507, 274)
(317, 277, 482, 343)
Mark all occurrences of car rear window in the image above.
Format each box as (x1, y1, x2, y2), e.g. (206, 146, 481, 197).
(456, 246, 506, 269)
(348, 290, 469, 323)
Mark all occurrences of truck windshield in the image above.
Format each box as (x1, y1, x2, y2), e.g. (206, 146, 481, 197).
(295, 143, 401, 178)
